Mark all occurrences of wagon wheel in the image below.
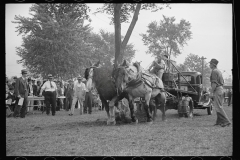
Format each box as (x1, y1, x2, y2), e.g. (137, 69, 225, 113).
(207, 103, 213, 115)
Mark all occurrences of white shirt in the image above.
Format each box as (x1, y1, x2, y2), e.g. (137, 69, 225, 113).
(41, 80, 57, 92)
(85, 78, 93, 92)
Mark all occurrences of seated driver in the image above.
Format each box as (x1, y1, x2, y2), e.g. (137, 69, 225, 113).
(148, 55, 167, 80)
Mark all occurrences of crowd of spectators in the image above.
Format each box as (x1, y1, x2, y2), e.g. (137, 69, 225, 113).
(6, 75, 102, 118)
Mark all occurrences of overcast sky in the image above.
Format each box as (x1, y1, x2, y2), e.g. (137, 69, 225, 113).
(6, 3, 232, 78)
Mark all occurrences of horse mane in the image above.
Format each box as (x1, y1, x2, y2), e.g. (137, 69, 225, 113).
(84, 68, 90, 79)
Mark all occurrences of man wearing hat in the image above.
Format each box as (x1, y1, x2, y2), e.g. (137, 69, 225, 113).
(209, 58, 231, 127)
(69, 76, 86, 116)
(39, 74, 57, 116)
(13, 69, 29, 118)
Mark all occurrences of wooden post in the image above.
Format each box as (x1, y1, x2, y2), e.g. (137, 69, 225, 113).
(201, 56, 206, 85)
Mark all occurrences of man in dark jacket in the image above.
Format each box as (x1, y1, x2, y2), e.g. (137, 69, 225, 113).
(65, 79, 74, 111)
(13, 69, 29, 118)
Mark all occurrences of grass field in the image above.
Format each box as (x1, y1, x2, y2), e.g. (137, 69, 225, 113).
(6, 104, 232, 156)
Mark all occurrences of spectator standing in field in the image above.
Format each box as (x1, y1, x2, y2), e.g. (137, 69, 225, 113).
(85, 70, 94, 114)
(11, 76, 17, 90)
(36, 80, 42, 109)
(6, 76, 9, 98)
(228, 89, 232, 106)
(56, 81, 64, 110)
(65, 79, 74, 111)
(6, 86, 16, 116)
(224, 89, 228, 103)
(69, 76, 86, 116)
(209, 59, 231, 127)
(13, 69, 29, 118)
(63, 81, 68, 110)
(27, 77, 34, 113)
(39, 74, 57, 116)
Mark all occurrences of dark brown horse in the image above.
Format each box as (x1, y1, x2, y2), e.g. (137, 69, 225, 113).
(84, 60, 138, 125)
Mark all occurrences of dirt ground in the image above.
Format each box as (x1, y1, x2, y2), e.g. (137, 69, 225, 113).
(6, 104, 232, 156)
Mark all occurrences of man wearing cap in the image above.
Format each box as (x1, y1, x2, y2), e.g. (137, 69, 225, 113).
(69, 76, 86, 116)
(39, 74, 57, 116)
(13, 69, 29, 118)
(209, 58, 231, 127)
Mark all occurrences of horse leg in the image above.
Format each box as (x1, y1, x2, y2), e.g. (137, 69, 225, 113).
(158, 92, 167, 121)
(150, 99, 157, 120)
(144, 93, 153, 124)
(108, 96, 120, 125)
(129, 98, 138, 124)
(100, 96, 110, 125)
(123, 93, 138, 123)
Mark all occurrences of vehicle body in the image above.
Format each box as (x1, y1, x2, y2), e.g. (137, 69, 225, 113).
(161, 71, 213, 117)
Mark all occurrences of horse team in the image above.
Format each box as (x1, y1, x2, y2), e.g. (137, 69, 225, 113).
(85, 60, 167, 125)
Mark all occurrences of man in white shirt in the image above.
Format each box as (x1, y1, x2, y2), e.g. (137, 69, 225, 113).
(39, 74, 57, 116)
(69, 76, 86, 116)
(85, 74, 94, 114)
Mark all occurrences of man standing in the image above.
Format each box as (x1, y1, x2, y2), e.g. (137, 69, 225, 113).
(11, 76, 17, 90)
(209, 59, 231, 127)
(228, 89, 232, 106)
(85, 74, 93, 114)
(13, 69, 29, 118)
(39, 74, 57, 116)
(69, 76, 86, 116)
(65, 79, 74, 111)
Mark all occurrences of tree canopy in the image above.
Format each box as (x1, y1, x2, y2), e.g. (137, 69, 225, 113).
(141, 15, 192, 61)
(87, 29, 136, 68)
(13, 4, 92, 79)
(95, 3, 170, 65)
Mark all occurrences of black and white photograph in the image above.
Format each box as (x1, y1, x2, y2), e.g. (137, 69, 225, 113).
(6, 3, 232, 156)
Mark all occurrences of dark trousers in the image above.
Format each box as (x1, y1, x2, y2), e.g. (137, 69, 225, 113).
(228, 96, 232, 106)
(84, 92, 92, 114)
(44, 91, 56, 115)
(13, 96, 28, 118)
(65, 97, 73, 111)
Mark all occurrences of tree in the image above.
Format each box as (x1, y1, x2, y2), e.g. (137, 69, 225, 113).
(95, 3, 170, 66)
(13, 4, 91, 80)
(141, 15, 192, 69)
(87, 29, 136, 68)
(175, 63, 190, 72)
(183, 53, 211, 87)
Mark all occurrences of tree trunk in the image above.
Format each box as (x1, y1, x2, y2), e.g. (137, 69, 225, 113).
(120, 4, 142, 61)
(114, 4, 122, 67)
